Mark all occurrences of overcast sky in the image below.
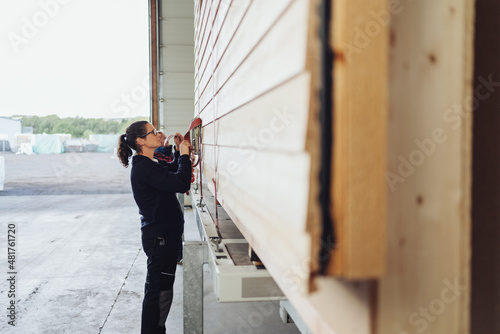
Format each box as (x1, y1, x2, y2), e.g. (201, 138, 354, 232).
(0, 0, 150, 119)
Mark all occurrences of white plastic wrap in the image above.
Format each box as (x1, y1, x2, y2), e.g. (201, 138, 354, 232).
(0, 156, 5, 191)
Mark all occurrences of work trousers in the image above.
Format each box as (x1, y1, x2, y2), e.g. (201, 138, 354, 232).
(141, 235, 180, 334)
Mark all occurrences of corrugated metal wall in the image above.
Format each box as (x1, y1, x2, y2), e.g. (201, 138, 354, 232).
(157, 0, 194, 135)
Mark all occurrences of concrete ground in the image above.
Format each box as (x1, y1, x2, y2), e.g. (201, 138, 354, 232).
(0, 152, 300, 334)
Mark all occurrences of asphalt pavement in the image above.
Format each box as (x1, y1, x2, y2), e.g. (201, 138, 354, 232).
(0, 152, 299, 334)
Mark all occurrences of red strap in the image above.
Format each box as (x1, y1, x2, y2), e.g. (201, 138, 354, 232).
(184, 117, 202, 141)
(177, 118, 203, 195)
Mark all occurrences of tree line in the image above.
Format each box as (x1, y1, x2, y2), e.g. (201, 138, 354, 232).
(19, 115, 148, 138)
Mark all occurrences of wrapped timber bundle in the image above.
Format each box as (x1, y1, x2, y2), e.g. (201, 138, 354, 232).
(156, 0, 476, 332)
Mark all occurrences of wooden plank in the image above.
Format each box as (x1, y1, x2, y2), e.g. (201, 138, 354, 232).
(214, 182, 372, 333)
(302, 0, 322, 281)
(197, 96, 214, 123)
(194, 0, 209, 51)
(202, 144, 311, 227)
(212, 0, 293, 89)
(198, 0, 224, 70)
(211, 0, 231, 50)
(202, 72, 310, 152)
(195, 0, 249, 99)
(196, 68, 214, 113)
(461, 1, 475, 333)
(193, 0, 207, 71)
(195, 0, 216, 73)
(209, 0, 251, 68)
(287, 277, 371, 334)
(211, 174, 313, 295)
(195, 40, 214, 104)
(216, 148, 310, 230)
(194, 0, 229, 90)
(377, 0, 474, 333)
(198, 0, 288, 104)
(194, 1, 217, 100)
(329, 0, 388, 279)
(195, 0, 222, 83)
(199, 0, 309, 124)
(201, 142, 314, 293)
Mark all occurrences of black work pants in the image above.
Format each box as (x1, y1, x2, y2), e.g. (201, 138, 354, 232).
(141, 235, 180, 334)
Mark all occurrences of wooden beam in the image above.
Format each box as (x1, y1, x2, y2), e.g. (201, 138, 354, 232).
(377, 0, 474, 333)
(329, 0, 388, 279)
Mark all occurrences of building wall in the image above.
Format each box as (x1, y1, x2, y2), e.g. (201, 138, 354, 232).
(0, 117, 22, 151)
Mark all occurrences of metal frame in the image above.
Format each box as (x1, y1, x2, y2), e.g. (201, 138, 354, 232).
(183, 241, 208, 334)
(189, 189, 285, 302)
(148, 0, 160, 128)
(279, 300, 312, 334)
(183, 186, 294, 333)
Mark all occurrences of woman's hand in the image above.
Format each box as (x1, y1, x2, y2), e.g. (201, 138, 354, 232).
(174, 133, 184, 148)
(158, 132, 167, 146)
(179, 140, 191, 156)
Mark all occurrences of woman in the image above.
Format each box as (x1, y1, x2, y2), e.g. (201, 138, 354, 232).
(154, 132, 174, 160)
(117, 121, 191, 334)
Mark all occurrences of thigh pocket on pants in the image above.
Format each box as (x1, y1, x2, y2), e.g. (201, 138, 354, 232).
(148, 237, 178, 291)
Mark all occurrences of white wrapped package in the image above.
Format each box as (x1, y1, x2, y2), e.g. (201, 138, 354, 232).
(0, 156, 4, 191)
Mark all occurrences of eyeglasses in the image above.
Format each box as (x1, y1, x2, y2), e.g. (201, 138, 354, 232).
(139, 128, 158, 138)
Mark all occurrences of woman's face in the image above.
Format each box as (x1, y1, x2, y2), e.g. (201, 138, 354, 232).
(137, 123, 162, 150)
